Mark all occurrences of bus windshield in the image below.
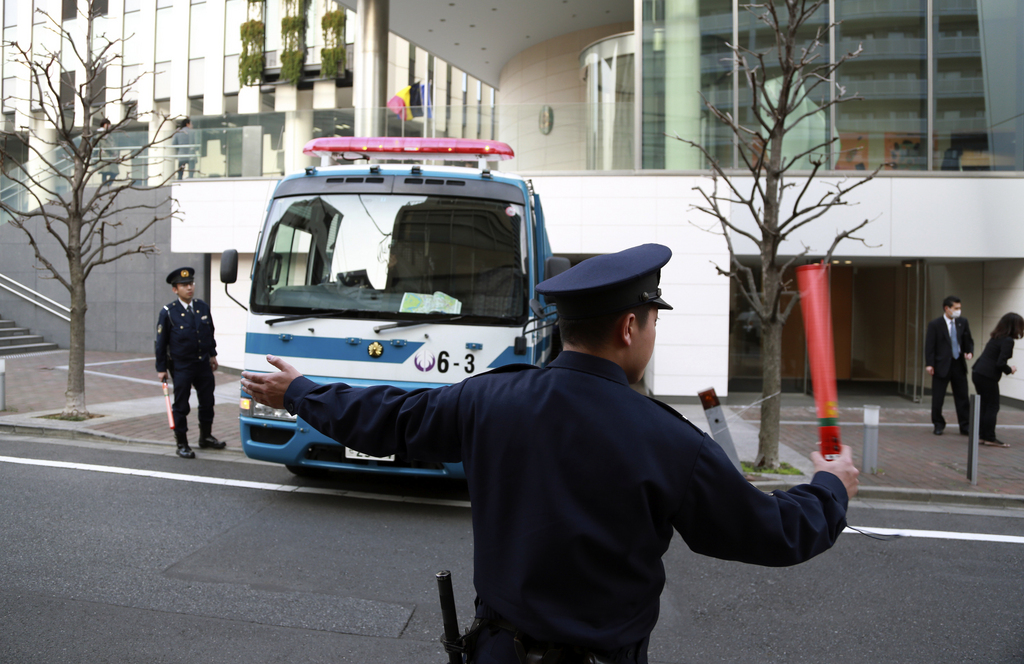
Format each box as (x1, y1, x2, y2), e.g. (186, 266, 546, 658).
(251, 193, 528, 324)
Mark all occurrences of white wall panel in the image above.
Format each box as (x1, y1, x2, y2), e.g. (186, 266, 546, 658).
(890, 179, 1024, 258)
(171, 179, 277, 253)
(727, 175, 893, 257)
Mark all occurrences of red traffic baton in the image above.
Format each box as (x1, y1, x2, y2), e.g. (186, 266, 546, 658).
(796, 263, 841, 460)
(162, 382, 175, 430)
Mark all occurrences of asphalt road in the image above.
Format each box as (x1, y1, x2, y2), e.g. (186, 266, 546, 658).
(1, 434, 1022, 664)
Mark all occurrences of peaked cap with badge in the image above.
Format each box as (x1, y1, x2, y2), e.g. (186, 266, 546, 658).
(167, 267, 196, 285)
(536, 243, 673, 320)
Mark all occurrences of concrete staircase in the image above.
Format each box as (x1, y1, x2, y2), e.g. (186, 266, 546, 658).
(0, 317, 59, 356)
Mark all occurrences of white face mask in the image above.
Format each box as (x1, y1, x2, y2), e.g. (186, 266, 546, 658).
(952, 309, 962, 318)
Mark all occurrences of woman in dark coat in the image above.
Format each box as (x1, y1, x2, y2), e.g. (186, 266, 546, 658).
(971, 312, 1023, 447)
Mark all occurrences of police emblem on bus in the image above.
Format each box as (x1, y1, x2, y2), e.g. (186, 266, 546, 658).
(368, 341, 384, 358)
(414, 348, 436, 372)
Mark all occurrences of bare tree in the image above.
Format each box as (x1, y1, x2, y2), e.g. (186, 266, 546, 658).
(670, 0, 882, 468)
(0, 1, 179, 417)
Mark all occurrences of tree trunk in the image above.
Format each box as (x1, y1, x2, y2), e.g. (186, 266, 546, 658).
(64, 226, 88, 417)
(64, 291, 88, 417)
(757, 315, 782, 468)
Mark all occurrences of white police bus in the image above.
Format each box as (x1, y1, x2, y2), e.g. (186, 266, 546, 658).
(220, 137, 567, 479)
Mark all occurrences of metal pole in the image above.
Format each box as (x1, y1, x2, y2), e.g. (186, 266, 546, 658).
(0, 358, 5, 411)
(966, 394, 980, 485)
(862, 404, 879, 474)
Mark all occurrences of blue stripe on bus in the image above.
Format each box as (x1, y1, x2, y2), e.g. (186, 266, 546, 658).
(488, 346, 526, 368)
(246, 332, 424, 364)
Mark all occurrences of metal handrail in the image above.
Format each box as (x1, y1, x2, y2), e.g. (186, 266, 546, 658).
(0, 273, 71, 322)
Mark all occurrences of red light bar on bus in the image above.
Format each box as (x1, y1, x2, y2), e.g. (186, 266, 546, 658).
(302, 137, 515, 162)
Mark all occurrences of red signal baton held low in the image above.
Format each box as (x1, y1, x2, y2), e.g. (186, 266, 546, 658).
(796, 263, 842, 460)
(162, 382, 175, 430)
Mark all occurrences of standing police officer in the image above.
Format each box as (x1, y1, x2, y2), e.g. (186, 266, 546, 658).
(241, 244, 859, 663)
(156, 267, 226, 459)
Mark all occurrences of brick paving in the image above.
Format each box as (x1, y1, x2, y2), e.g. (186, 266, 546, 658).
(0, 349, 241, 450)
(3, 350, 1024, 497)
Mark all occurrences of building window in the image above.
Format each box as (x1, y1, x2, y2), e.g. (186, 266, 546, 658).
(188, 58, 204, 97)
(153, 61, 171, 100)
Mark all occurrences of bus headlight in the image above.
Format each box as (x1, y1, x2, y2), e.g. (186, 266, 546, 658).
(252, 402, 298, 421)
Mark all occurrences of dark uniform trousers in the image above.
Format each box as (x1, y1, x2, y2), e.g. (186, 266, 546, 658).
(170, 360, 216, 433)
(155, 298, 218, 434)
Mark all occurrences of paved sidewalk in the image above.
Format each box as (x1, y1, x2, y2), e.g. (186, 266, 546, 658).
(1, 349, 1023, 507)
(0, 349, 241, 452)
(725, 390, 1024, 503)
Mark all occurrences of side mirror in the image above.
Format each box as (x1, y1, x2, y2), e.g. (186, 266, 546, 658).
(541, 256, 571, 303)
(220, 249, 238, 284)
(544, 256, 570, 280)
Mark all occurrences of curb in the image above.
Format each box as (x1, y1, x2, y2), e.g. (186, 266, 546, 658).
(0, 422, 246, 456)
(749, 478, 1024, 509)
(854, 485, 1024, 509)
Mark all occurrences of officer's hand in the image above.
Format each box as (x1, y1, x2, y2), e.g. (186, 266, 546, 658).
(210, 356, 219, 372)
(811, 444, 859, 499)
(925, 366, 934, 376)
(158, 371, 168, 383)
(241, 355, 302, 410)
(966, 352, 973, 361)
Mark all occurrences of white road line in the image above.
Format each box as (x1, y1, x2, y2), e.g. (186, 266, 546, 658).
(844, 526, 1024, 544)
(0, 455, 471, 508)
(1, 457, 1020, 538)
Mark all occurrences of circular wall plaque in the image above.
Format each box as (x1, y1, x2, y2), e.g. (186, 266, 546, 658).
(539, 105, 554, 135)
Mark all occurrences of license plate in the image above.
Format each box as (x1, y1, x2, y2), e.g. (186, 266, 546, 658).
(344, 448, 395, 462)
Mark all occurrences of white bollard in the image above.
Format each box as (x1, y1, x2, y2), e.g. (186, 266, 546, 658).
(698, 388, 741, 472)
(862, 404, 879, 474)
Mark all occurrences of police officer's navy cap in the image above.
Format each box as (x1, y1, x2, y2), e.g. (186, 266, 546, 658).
(536, 244, 673, 320)
(167, 267, 196, 285)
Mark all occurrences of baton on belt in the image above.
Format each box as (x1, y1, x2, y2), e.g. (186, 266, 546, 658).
(436, 571, 463, 664)
(796, 263, 841, 460)
(161, 382, 175, 430)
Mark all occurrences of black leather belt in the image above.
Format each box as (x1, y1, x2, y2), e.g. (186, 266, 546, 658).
(468, 602, 624, 664)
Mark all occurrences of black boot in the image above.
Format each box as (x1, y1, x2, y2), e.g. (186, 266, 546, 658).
(175, 429, 195, 459)
(198, 422, 226, 449)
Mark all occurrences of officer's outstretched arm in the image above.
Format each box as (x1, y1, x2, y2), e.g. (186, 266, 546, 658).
(241, 354, 302, 409)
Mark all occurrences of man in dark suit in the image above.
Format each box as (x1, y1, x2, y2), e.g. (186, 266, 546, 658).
(925, 295, 974, 435)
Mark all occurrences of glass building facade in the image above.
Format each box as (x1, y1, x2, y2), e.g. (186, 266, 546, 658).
(642, 0, 1024, 172)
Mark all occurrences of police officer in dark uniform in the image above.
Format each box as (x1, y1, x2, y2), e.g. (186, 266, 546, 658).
(240, 244, 859, 663)
(155, 267, 226, 459)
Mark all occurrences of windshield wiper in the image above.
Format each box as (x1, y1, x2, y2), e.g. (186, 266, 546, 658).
(374, 316, 463, 333)
(266, 309, 357, 326)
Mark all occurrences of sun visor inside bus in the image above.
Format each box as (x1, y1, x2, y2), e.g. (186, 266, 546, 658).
(273, 174, 526, 206)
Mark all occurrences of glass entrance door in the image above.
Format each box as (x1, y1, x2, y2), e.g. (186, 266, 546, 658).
(898, 260, 928, 402)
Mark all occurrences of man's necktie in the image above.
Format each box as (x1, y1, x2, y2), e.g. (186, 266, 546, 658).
(950, 320, 960, 359)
